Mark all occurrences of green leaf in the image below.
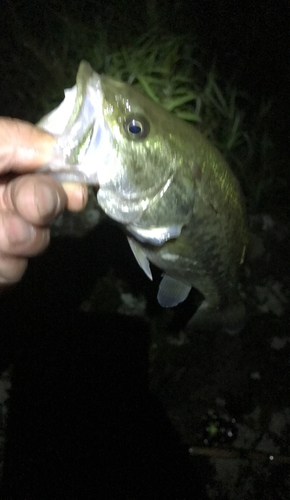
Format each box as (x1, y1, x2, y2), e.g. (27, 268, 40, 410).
(164, 93, 198, 111)
(175, 112, 201, 122)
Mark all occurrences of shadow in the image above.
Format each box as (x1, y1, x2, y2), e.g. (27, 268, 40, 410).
(0, 232, 208, 499)
(1, 312, 208, 500)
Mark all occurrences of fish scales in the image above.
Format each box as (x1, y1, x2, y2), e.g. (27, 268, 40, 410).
(38, 61, 249, 332)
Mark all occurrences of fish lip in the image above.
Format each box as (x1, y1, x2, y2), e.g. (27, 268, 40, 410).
(38, 63, 106, 185)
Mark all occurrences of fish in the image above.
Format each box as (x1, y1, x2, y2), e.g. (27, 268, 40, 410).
(38, 61, 249, 333)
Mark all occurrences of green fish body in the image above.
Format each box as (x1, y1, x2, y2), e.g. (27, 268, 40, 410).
(38, 61, 248, 332)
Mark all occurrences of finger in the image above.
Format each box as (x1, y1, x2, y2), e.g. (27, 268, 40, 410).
(62, 182, 88, 212)
(0, 253, 28, 285)
(0, 212, 50, 256)
(0, 118, 55, 172)
(0, 174, 67, 225)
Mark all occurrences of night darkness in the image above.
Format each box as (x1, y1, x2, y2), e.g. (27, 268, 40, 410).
(0, 1, 290, 498)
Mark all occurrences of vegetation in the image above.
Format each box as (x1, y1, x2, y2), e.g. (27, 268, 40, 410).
(1, 2, 286, 213)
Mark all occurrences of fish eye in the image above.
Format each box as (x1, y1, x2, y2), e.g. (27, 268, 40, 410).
(123, 115, 149, 140)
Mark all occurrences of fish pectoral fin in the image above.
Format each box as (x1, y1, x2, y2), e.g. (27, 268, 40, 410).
(157, 274, 191, 308)
(127, 237, 152, 280)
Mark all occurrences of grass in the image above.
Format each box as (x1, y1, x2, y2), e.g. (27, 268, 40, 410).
(1, 5, 285, 213)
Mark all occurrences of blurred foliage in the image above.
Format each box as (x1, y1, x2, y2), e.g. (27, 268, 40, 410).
(0, 1, 287, 213)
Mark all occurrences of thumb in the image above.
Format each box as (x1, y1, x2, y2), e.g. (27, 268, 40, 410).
(0, 117, 55, 172)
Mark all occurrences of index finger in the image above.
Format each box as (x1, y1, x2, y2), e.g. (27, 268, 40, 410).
(0, 117, 55, 173)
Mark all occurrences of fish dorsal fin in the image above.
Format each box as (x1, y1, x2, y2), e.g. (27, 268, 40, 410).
(127, 237, 152, 280)
(157, 274, 191, 308)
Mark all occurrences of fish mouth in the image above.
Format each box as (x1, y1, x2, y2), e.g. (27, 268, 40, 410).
(54, 65, 106, 184)
(38, 62, 107, 185)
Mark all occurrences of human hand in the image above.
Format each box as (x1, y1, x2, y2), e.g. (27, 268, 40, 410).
(0, 117, 88, 288)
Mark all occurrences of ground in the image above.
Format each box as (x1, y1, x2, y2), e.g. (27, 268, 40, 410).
(0, 212, 289, 499)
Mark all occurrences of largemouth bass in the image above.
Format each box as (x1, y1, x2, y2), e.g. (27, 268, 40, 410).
(38, 61, 249, 332)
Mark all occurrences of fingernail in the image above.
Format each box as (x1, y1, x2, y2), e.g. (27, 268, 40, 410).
(35, 185, 61, 219)
(37, 133, 56, 163)
(74, 185, 87, 205)
(62, 183, 88, 211)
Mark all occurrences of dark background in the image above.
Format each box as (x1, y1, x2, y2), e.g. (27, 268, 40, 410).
(0, 0, 289, 498)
